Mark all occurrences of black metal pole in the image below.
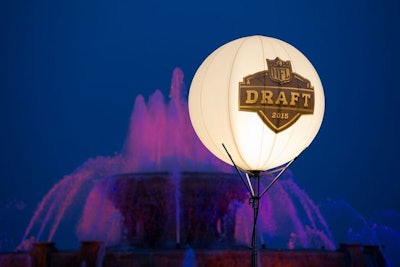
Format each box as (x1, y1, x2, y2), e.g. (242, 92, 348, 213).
(221, 144, 301, 267)
(250, 171, 260, 267)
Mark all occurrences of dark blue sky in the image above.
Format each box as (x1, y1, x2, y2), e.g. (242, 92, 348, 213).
(1, 0, 399, 247)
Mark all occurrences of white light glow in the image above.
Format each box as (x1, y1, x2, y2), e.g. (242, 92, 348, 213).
(188, 35, 325, 171)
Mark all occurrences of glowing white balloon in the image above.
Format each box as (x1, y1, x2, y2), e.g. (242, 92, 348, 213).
(188, 35, 325, 171)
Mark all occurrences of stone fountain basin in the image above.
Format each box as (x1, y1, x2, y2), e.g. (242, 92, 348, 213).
(84, 172, 247, 248)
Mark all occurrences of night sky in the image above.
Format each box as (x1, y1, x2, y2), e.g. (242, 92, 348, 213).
(1, 0, 399, 253)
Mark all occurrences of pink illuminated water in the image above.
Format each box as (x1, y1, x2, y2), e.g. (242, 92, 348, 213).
(18, 67, 336, 252)
(120, 68, 230, 173)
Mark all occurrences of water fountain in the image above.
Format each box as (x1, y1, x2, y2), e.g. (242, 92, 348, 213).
(4, 67, 390, 266)
(15, 67, 334, 251)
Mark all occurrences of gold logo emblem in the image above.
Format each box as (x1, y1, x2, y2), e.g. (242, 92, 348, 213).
(239, 57, 315, 133)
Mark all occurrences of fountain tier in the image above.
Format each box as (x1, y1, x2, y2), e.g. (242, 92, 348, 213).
(77, 171, 335, 250)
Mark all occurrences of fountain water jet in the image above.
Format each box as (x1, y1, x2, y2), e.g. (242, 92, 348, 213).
(320, 199, 400, 266)
(173, 168, 182, 247)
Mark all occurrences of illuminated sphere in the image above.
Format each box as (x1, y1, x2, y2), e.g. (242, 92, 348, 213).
(188, 35, 325, 171)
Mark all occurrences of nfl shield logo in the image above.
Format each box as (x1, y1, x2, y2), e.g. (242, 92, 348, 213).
(267, 57, 292, 84)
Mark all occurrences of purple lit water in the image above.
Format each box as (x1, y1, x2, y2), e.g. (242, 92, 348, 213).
(11, 67, 399, 265)
(320, 199, 400, 266)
